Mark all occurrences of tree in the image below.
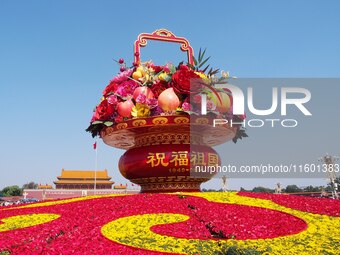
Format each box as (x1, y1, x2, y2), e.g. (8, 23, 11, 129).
(1, 185, 23, 196)
(251, 186, 274, 193)
(303, 185, 323, 192)
(284, 185, 302, 193)
(22, 182, 38, 189)
(325, 186, 333, 192)
(202, 188, 219, 192)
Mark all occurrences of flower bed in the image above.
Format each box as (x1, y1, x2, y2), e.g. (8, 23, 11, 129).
(238, 191, 340, 217)
(0, 193, 339, 254)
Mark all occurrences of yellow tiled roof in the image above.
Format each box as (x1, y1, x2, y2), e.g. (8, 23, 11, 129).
(38, 185, 53, 189)
(54, 180, 114, 185)
(57, 169, 112, 180)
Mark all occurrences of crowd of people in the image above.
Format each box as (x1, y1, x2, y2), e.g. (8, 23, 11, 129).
(0, 197, 39, 207)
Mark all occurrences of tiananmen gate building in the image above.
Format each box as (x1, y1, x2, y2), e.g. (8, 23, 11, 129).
(54, 169, 114, 189)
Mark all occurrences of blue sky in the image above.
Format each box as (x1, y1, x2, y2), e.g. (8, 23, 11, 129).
(0, 0, 339, 190)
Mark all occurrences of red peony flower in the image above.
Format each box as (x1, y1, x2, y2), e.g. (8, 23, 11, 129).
(150, 65, 163, 73)
(179, 64, 189, 71)
(115, 115, 123, 123)
(171, 65, 200, 94)
(151, 80, 169, 98)
(102, 81, 118, 97)
(93, 99, 115, 121)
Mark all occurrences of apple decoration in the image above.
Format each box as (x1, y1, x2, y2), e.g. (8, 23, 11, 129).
(158, 88, 180, 111)
(117, 99, 134, 117)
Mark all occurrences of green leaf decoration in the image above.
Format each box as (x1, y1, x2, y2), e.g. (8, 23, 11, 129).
(193, 48, 212, 72)
(193, 56, 198, 66)
(198, 56, 211, 68)
(104, 121, 114, 126)
(209, 68, 220, 76)
(202, 64, 210, 73)
(163, 74, 172, 82)
(199, 48, 206, 63)
(187, 63, 196, 70)
(168, 63, 177, 74)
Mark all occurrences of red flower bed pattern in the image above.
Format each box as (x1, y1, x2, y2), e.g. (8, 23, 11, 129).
(152, 196, 307, 240)
(238, 192, 340, 217)
(0, 195, 178, 255)
(1, 193, 339, 254)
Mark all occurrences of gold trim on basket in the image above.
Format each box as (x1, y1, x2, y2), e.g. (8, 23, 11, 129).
(152, 117, 168, 125)
(132, 119, 147, 127)
(116, 123, 128, 130)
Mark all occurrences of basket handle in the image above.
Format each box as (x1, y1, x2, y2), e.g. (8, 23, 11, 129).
(134, 29, 194, 66)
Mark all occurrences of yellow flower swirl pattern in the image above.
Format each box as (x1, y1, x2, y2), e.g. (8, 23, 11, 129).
(101, 192, 340, 255)
(0, 214, 60, 232)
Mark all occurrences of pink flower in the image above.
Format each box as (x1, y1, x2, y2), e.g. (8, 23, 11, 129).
(181, 102, 192, 111)
(136, 94, 147, 104)
(107, 95, 118, 105)
(207, 100, 216, 111)
(146, 98, 158, 109)
(111, 69, 133, 84)
(116, 80, 139, 97)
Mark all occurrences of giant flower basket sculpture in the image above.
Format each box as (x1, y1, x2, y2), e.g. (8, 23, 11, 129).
(86, 29, 246, 192)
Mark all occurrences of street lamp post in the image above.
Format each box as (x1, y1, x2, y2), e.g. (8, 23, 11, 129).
(319, 154, 339, 199)
(222, 175, 228, 192)
(275, 182, 282, 194)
